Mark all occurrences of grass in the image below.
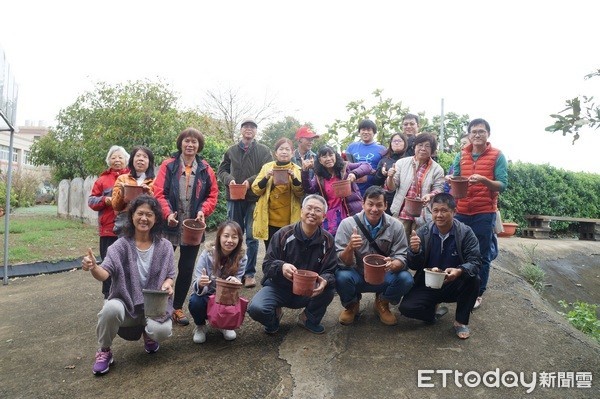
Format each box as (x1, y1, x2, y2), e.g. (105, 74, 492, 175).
(559, 300, 600, 343)
(518, 243, 545, 293)
(0, 214, 99, 264)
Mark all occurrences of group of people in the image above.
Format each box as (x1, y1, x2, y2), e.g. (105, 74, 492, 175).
(82, 115, 507, 376)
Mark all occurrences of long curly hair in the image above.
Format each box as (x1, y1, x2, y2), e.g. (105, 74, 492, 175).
(212, 220, 245, 279)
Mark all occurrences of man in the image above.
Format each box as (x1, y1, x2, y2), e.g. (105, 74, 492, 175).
(291, 125, 319, 181)
(335, 186, 413, 326)
(452, 118, 507, 310)
(402, 114, 420, 158)
(217, 117, 273, 288)
(248, 195, 337, 334)
(399, 193, 481, 339)
(345, 119, 385, 196)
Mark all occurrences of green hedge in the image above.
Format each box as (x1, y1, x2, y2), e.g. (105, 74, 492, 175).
(499, 162, 600, 232)
(201, 136, 231, 230)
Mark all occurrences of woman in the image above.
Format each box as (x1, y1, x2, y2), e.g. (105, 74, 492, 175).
(301, 146, 371, 235)
(153, 128, 219, 327)
(372, 133, 407, 214)
(81, 195, 175, 376)
(188, 221, 247, 344)
(386, 133, 445, 238)
(111, 146, 156, 236)
(252, 138, 303, 250)
(88, 145, 130, 299)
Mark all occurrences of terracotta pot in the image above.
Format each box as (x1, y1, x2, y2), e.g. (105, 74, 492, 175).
(363, 254, 387, 285)
(142, 289, 169, 317)
(450, 177, 469, 199)
(404, 197, 424, 217)
(332, 179, 352, 198)
(181, 219, 206, 246)
(215, 278, 243, 305)
(424, 268, 446, 289)
(498, 222, 519, 238)
(272, 168, 289, 185)
(123, 184, 144, 203)
(229, 183, 248, 200)
(292, 270, 318, 297)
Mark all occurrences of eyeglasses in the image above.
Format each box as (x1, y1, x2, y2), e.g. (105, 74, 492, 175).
(470, 129, 488, 136)
(304, 205, 324, 215)
(415, 143, 431, 149)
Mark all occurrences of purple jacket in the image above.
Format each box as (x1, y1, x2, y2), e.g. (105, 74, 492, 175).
(301, 162, 371, 216)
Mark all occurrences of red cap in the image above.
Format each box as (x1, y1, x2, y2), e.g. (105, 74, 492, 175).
(295, 126, 319, 140)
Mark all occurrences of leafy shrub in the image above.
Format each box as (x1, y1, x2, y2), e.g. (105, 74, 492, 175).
(559, 300, 600, 343)
(201, 136, 230, 230)
(0, 169, 40, 208)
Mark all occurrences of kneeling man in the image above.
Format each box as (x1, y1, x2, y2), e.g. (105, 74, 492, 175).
(248, 195, 336, 334)
(399, 193, 481, 339)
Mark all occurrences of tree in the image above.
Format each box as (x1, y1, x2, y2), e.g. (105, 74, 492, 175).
(426, 112, 470, 152)
(546, 69, 600, 143)
(202, 86, 280, 143)
(30, 80, 217, 180)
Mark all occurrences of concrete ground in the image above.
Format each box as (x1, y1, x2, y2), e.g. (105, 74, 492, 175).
(0, 234, 598, 398)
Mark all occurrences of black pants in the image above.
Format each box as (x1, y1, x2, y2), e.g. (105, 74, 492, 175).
(99, 236, 118, 299)
(263, 225, 282, 252)
(399, 275, 480, 325)
(173, 244, 201, 310)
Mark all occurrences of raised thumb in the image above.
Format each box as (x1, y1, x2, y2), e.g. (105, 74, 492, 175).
(201, 268, 207, 276)
(352, 226, 358, 235)
(411, 230, 417, 237)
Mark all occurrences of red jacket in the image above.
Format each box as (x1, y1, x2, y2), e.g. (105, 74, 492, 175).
(456, 143, 500, 215)
(88, 168, 130, 237)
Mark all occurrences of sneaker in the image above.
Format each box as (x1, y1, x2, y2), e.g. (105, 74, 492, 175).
(92, 348, 113, 375)
(297, 311, 325, 334)
(220, 329, 237, 341)
(193, 325, 207, 344)
(143, 333, 159, 354)
(265, 307, 283, 335)
(172, 309, 190, 326)
(244, 276, 256, 288)
(473, 296, 483, 310)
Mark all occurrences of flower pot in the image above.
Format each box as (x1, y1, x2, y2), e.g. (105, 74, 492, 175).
(142, 289, 169, 317)
(450, 177, 469, 199)
(404, 197, 424, 217)
(229, 183, 248, 200)
(332, 179, 352, 198)
(181, 219, 206, 246)
(363, 254, 387, 285)
(424, 268, 446, 289)
(498, 222, 518, 238)
(215, 278, 243, 305)
(292, 269, 319, 297)
(123, 184, 144, 203)
(272, 168, 289, 185)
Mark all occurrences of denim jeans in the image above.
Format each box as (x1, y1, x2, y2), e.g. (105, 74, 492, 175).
(248, 282, 335, 331)
(227, 200, 258, 278)
(335, 267, 414, 307)
(455, 212, 496, 296)
(188, 293, 210, 326)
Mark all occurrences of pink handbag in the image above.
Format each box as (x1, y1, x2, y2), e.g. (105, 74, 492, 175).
(206, 294, 248, 330)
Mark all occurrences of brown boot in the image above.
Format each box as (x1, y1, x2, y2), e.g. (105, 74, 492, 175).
(339, 301, 360, 325)
(374, 294, 397, 326)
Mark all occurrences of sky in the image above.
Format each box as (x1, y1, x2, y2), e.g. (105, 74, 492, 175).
(1, 0, 600, 173)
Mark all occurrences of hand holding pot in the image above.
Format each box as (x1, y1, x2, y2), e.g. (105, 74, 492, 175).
(282, 263, 297, 282)
(198, 269, 211, 287)
(347, 173, 357, 182)
(161, 279, 174, 296)
(196, 210, 205, 225)
(443, 267, 462, 284)
(310, 275, 327, 298)
(167, 211, 178, 227)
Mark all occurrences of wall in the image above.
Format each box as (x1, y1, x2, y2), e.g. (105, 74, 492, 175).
(57, 177, 98, 226)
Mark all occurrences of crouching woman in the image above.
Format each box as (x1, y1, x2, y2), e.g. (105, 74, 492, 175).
(82, 195, 175, 376)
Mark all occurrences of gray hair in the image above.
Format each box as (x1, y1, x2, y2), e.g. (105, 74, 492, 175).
(302, 194, 328, 213)
(105, 145, 130, 167)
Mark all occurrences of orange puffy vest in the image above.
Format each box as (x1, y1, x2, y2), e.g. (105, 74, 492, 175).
(456, 143, 501, 215)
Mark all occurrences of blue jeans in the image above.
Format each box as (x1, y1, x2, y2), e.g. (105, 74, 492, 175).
(455, 212, 496, 296)
(335, 267, 414, 307)
(227, 200, 258, 278)
(188, 293, 210, 326)
(247, 282, 335, 331)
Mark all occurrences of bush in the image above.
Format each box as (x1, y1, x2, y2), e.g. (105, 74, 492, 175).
(201, 136, 230, 230)
(559, 300, 600, 343)
(0, 169, 39, 209)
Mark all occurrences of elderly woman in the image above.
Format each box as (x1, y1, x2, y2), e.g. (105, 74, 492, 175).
(301, 146, 371, 235)
(88, 145, 130, 299)
(386, 133, 445, 238)
(153, 128, 219, 326)
(82, 195, 175, 376)
(111, 146, 156, 236)
(252, 138, 304, 250)
(373, 133, 408, 214)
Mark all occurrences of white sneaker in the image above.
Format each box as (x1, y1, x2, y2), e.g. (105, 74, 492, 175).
(192, 325, 207, 344)
(220, 329, 236, 341)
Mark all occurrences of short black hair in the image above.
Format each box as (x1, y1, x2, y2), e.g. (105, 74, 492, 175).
(358, 119, 377, 134)
(128, 146, 156, 179)
(403, 114, 420, 124)
(414, 133, 437, 154)
(431, 193, 456, 210)
(123, 195, 164, 239)
(363, 185, 386, 203)
(468, 118, 491, 134)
